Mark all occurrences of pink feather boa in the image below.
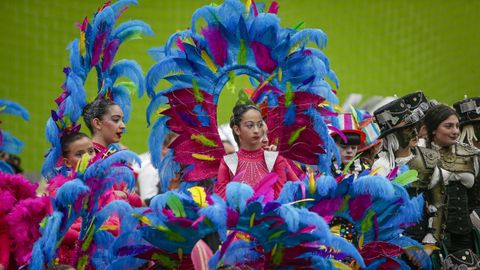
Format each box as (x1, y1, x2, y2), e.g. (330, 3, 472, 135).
(0, 172, 38, 215)
(6, 196, 51, 266)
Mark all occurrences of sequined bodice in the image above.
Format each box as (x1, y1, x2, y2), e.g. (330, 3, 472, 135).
(236, 148, 269, 187)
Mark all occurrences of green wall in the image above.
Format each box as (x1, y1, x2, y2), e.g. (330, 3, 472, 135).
(1, 0, 479, 174)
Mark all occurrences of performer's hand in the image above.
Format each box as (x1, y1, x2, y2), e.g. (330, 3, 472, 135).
(264, 144, 277, 151)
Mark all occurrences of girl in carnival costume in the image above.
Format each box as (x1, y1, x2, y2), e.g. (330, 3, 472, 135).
(31, 0, 152, 268)
(423, 104, 480, 269)
(215, 103, 299, 199)
(146, 0, 340, 195)
(82, 98, 126, 154)
(329, 112, 367, 178)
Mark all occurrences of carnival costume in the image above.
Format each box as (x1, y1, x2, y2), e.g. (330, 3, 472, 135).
(31, 0, 151, 268)
(329, 112, 367, 178)
(0, 100, 50, 270)
(454, 97, 480, 239)
(430, 141, 480, 253)
(41, 0, 152, 179)
(146, 0, 340, 197)
(357, 111, 382, 167)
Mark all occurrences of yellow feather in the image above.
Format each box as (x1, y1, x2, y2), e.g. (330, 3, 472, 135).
(370, 167, 382, 176)
(308, 172, 316, 195)
(188, 186, 207, 207)
(132, 213, 152, 226)
(249, 212, 255, 227)
(334, 105, 343, 113)
(76, 152, 90, 174)
(332, 260, 353, 270)
(257, 72, 276, 91)
(421, 244, 440, 251)
(99, 224, 118, 231)
(358, 234, 364, 249)
(178, 248, 183, 259)
(192, 153, 215, 161)
(201, 50, 217, 73)
(272, 243, 277, 257)
(349, 105, 359, 128)
(245, 0, 252, 14)
(80, 31, 86, 55)
(330, 224, 341, 235)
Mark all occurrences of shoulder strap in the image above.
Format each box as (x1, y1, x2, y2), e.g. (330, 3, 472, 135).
(223, 153, 239, 175)
(264, 151, 279, 172)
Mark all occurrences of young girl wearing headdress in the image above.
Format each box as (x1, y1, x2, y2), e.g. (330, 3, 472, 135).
(82, 98, 126, 154)
(215, 104, 299, 199)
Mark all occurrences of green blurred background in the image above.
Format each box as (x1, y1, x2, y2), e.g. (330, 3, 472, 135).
(1, 0, 479, 175)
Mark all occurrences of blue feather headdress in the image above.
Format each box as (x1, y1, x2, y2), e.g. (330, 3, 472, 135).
(42, 0, 153, 179)
(275, 169, 432, 268)
(146, 0, 340, 187)
(0, 99, 30, 173)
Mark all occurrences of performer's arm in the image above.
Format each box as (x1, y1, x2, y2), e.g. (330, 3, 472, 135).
(215, 159, 231, 199)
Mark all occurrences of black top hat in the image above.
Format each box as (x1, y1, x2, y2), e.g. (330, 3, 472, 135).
(374, 98, 417, 138)
(453, 97, 480, 126)
(400, 91, 437, 122)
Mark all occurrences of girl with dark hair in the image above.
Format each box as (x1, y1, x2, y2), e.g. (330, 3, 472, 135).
(330, 113, 367, 177)
(214, 104, 299, 199)
(424, 104, 480, 258)
(60, 132, 95, 169)
(82, 98, 126, 153)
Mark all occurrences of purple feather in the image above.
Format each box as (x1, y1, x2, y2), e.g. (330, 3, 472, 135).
(102, 39, 120, 72)
(309, 196, 343, 217)
(226, 207, 239, 228)
(349, 194, 371, 221)
(201, 26, 228, 67)
(91, 31, 108, 67)
(250, 41, 277, 73)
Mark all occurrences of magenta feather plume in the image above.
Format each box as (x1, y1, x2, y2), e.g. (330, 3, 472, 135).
(268, 1, 279, 14)
(250, 41, 277, 73)
(348, 194, 371, 221)
(176, 37, 185, 52)
(91, 31, 108, 67)
(201, 26, 228, 67)
(309, 196, 343, 217)
(360, 241, 404, 266)
(387, 166, 399, 180)
(328, 125, 347, 144)
(0, 190, 16, 214)
(6, 196, 51, 266)
(0, 172, 37, 215)
(251, 0, 259, 16)
(251, 172, 278, 203)
(102, 38, 120, 72)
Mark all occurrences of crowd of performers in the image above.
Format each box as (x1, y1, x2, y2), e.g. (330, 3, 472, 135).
(1, 0, 480, 269)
